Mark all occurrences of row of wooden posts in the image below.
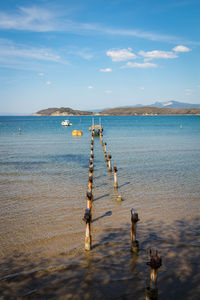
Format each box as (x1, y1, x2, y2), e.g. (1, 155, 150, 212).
(83, 127, 162, 299)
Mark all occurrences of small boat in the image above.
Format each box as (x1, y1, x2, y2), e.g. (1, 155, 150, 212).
(61, 120, 72, 126)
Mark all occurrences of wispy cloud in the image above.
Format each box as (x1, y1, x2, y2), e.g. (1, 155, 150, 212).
(0, 6, 56, 32)
(0, 39, 63, 63)
(105, 90, 112, 94)
(122, 62, 158, 68)
(65, 47, 94, 60)
(0, 38, 66, 71)
(38, 72, 44, 76)
(107, 48, 136, 62)
(100, 68, 112, 72)
(46, 81, 51, 86)
(139, 50, 177, 60)
(88, 85, 94, 89)
(173, 45, 191, 52)
(185, 88, 192, 95)
(0, 6, 194, 44)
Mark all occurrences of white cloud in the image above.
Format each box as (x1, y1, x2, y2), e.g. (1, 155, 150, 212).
(173, 45, 191, 52)
(0, 6, 55, 32)
(100, 68, 112, 72)
(0, 6, 198, 45)
(122, 62, 158, 68)
(0, 39, 62, 63)
(105, 90, 112, 94)
(75, 49, 93, 60)
(88, 86, 93, 89)
(106, 48, 136, 62)
(185, 88, 192, 95)
(46, 81, 51, 85)
(139, 87, 145, 90)
(139, 50, 177, 60)
(38, 72, 44, 76)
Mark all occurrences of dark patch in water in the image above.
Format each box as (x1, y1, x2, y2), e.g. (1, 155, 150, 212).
(93, 193, 110, 202)
(50, 154, 89, 168)
(92, 211, 112, 223)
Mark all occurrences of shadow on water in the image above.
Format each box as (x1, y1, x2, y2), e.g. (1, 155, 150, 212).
(92, 211, 112, 223)
(118, 181, 131, 188)
(0, 218, 199, 299)
(93, 193, 110, 202)
(95, 183, 108, 188)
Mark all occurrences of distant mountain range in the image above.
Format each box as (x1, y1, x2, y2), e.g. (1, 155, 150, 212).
(150, 101, 200, 109)
(93, 101, 200, 112)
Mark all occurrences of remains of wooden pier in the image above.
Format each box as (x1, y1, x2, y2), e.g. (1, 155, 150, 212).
(82, 118, 162, 297)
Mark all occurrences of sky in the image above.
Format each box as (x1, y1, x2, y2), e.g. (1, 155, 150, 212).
(0, 0, 200, 114)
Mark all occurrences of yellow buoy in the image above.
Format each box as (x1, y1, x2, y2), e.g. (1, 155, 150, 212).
(72, 130, 83, 136)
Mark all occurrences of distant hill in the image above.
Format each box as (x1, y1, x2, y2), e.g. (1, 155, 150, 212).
(34, 107, 93, 116)
(150, 101, 200, 109)
(99, 106, 200, 115)
(93, 101, 200, 112)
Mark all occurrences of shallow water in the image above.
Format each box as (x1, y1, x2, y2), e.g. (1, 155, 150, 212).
(0, 115, 200, 299)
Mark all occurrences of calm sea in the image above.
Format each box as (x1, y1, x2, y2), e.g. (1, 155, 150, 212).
(0, 115, 200, 299)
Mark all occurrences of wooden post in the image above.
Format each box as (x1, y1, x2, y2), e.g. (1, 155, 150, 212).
(113, 166, 118, 188)
(145, 251, 162, 299)
(89, 162, 94, 170)
(89, 166, 93, 177)
(88, 175, 93, 192)
(86, 191, 93, 210)
(100, 130, 103, 139)
(83, 208, 92, 251)
(104, 153, 107, 162)
(104, 142, 107, 153)
(131, 209, 139, 252)
(107, 154, 112, 172)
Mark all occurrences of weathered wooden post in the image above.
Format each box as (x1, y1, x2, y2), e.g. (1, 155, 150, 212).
(86, 191, 93, 210)
(145, 250, 162, 299)
(103, 142, 107, 153)
(107, 154, 112, 172)
(100, 130, 103, 144)
(83, 208, 92, 251)
(88, 175, 93, 192)
(91, 140, 94, 146)
(89, 161, 94, 170)
(89, 166, 93, 177)
(131, 209, 139, 252)
(113, 166, 118, 188)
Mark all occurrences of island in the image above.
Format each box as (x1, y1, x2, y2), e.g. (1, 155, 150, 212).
(34, 106, 200, 116)
(34, 107, 93, 116)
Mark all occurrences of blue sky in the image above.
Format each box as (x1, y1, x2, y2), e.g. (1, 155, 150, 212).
(0, 0, 200, 114)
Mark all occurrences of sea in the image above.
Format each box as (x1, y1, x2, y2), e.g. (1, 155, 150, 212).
(0, 115, 199, 299)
